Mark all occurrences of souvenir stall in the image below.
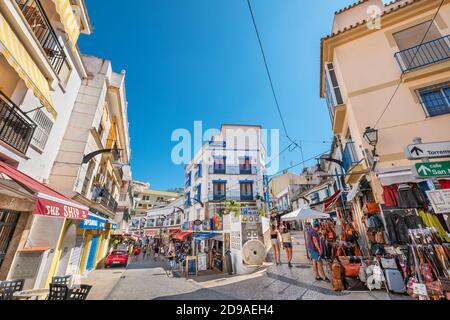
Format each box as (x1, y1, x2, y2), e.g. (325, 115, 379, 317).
(328, 177, 450, 299)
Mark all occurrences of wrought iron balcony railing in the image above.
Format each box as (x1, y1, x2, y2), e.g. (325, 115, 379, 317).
(16, 0, 67, 74)
(208, 165, 257, 175)
(0, 91, 36, 154)
(395, 35, 450, 73)
(207, 191, 255, 202)
(92, 185, 118, 213)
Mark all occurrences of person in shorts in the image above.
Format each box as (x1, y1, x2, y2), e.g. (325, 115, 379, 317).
(270, 225, 281, 266)
(307, 220, 328, 281)
(281, 226, 293, 268)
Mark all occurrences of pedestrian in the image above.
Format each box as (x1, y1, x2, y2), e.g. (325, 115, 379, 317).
(270, 225, 281, 266)
(306, 220, 328, 282)
(142, 244, 147, 260)
(280, 225, 294, 268)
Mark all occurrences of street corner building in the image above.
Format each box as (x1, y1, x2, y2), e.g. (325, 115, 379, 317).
(181, 124, 271, 275)
(0, 0, 133, 291)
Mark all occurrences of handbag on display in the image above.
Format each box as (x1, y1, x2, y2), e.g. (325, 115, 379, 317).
(363, 202, 380, 214)
(376, 231, 385, 244)
(353, 244, 362, 257)
(426, 281, 444, 300)
(343, 263, 361, 277)
(331, 259, 345, 291)
(380, 257, 397, 270)
(359, 261, 368, 282)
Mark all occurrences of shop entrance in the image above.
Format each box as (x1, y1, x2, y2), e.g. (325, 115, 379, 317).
(55, 223, 77, 276)
(86, 235, 99, 271)
(0, 210, 19, 268)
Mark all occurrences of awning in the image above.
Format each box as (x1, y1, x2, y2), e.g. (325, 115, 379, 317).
(323, 190, 342, 212)
(169, 228, 181, 235)
(281, 208, 329, 221)
(80, 213, 107, 230)
(0, 14, 56, 118)
(51, 0, 80, 48)
(0, 160, 88, 219)
(193, 232, 222, 240)
(376, 166, 421, 186)
(172, 231, 192, 241)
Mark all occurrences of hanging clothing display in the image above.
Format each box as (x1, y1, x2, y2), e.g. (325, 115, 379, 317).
(418, 210, 450, 242)
(382, 184, 399, 207)
(397, 184, 426, 209)
(439, 179, 450, 190)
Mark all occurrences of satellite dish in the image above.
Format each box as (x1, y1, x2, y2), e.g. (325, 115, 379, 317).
(242, 240, 266, 266)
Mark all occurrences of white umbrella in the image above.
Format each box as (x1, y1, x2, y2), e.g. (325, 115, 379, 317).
(281, 208, 329, 221)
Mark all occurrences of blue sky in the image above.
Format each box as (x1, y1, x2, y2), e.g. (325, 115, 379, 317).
(79, 0, 354, 190)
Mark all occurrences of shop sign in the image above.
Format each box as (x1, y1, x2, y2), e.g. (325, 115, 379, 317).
(413, 161, 450, 178)
(405, 141, 450, 160)
(35, 198, 88, 220)
(193, 219, 203, 226)
(80, 214, 107, 230)
(426, 189, 450, 214)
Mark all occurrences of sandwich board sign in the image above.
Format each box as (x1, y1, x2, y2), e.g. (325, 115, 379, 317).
(405, 141, 450, 160)
(413, 161, 450, 178)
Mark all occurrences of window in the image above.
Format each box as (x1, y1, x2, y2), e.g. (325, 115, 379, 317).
(81, 160, 96, 196)
(31, 110, 53, 149)
(417, 83, 450, 117)
(239, 157, 251, 174)
(196, 184, 201, 201)
(240, 182, 253, 200)
(213, 182, 226, 200)
(0, 210, 20, 268)
(185, 192, 191, 208)
(324, 63, 344, 111)
(213, 157, 226, 173)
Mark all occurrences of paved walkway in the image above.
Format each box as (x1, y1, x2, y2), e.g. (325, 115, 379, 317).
(81, 231, 410, 300)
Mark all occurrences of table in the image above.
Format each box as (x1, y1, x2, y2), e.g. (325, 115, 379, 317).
(13, 288, 49, 300)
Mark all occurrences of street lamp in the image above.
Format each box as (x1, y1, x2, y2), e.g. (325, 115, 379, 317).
(363, 127, 378, 147)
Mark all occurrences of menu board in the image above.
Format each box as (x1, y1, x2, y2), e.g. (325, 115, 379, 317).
(198, 253, 207, 271)
(230, 231, 241, 250)
(186, 256, 198, 277)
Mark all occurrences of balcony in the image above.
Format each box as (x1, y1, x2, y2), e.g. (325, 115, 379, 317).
(0, 91, 36, 154)
(16, 0, 67, 74)
(92, 186, 118, 213)
(342, 141, 359, 173)
(209, 165, 257, 175)
(208, 190, 255, 202)
(395, 35, 450, 73)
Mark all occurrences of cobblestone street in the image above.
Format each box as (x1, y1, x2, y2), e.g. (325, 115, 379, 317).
(82, 232, 410, 300)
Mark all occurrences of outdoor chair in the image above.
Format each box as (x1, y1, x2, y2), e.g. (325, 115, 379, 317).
(0, 279, 25, 294)
(52, 275, 72, 286)
(67, 285, 92, 300)
(47, 284, 69, 300)
(0, 288, 14, 301)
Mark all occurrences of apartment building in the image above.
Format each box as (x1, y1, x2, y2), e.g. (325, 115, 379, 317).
(320, 0, 450, 246)
(0, 0, 93, 288)
(47, 55, 132, 276)
(182, 124, 269, 274)
(143, 196, 184, 238)
(133, 188, 181, 216)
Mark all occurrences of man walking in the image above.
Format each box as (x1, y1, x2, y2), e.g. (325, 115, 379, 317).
(306, 221, 328, 281)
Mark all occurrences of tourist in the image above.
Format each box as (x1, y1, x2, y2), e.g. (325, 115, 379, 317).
(270, 225, 281, 266)
(307, 220, 328, 282)
(281, 226, 294, 268)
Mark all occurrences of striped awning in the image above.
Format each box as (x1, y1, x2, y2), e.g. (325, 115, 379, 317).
(52, 0, 80, 48)
(0, 14, 56, 118)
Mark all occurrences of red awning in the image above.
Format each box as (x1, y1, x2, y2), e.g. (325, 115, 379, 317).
(169, 228, 181, 235)
(323, 190, 342, 213)
(0, 161, 88, 219)
(172, 231, 192, 241)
